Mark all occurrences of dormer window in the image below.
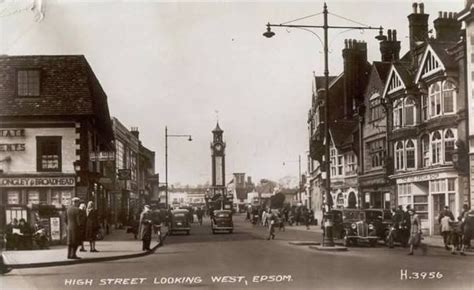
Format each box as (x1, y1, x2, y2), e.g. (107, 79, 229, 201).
(17, 70, 40, 97)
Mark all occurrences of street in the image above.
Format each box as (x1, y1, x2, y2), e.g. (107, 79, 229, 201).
(2, 214, 473, 290)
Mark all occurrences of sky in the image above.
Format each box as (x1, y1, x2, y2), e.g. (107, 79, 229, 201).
(0, 0, 464, 186)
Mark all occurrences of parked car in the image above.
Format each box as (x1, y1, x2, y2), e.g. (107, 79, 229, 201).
(169, 209, 191, 235)
(330, 208, 378, 247)
(212, 210, 233, 234)
(364, 208, 393, 244)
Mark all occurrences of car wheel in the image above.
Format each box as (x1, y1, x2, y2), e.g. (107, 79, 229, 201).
(369, 239, 377, 247)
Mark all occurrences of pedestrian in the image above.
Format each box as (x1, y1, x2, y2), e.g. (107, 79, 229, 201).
(267, 211, 276, 240)
(139, 205, 153, 251)
(278, 212, 285, 232)
(262, 209, 268, 227)
(196, 207, 203, 225)
(305, 208, 312, 230)
(66, 197, 82, 259)
(460, 209, 474, 256)
(440, 213, 453, 250)
(5, 218, 19, 250)
(78, 202, 87, 252)
(17, 218, 33, 250)
(85, 201, 100, 252)
(449, 217, 463, 255)
(407, 208, 427, 255)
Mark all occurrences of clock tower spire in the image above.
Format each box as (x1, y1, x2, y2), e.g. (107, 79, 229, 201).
(211, 122, 226, 196)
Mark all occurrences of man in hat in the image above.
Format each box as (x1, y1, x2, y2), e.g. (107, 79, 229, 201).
(139, 205, 153, 251)
(66, 197, 82, 259)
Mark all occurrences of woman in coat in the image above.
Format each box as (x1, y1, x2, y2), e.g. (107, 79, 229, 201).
(408, 208, 427, 255)
(139, 205, 153, 251)
(85, 201, 99, 252)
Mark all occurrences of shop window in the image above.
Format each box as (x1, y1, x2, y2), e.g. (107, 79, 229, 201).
(444, 129, 455, 163)
(7, 190, 20, 205)
(406, 140, 416, 169)
(404, 98, 416, 126)
(442, 81, 455, 114)
(27, 190, 40, 205)
(431, 131, 442, 165)
(36, 136, 62, 172)
(52, 189, 72, 207)
(17, 70, 40, 97)
(395, 141, 404, 170)
(422, 134, 430, 167)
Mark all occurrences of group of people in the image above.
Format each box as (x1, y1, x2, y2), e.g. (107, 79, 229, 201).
(5, 218, 34, 250)
(66, 197, 100, 259)
(439, 204, 473, 256)
(248, 205, 315, 231)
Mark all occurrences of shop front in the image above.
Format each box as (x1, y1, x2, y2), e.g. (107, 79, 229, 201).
(394, 170, 466, 236)
(359, 174, 394, 209)
(0, 174, 75, 244)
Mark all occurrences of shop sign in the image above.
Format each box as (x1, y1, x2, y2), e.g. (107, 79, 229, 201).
(50, 217, 61, 241)
(118, 169, 131, 180)
(0, 143, 25, 152)
(0, 129, 25, 137)
(0, 176, 75, 187)
(397, 173, 440, 184)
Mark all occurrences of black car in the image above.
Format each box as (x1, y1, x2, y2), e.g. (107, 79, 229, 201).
(330, 209, 378, 247)
(364, 209, 393, 244)
(212, 210, 233, 234)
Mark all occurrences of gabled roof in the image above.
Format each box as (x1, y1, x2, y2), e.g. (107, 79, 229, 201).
(330, 119, 358, 149)
(415, 41, 457, 83)
(373, 62, 392, 83)
(382, 62, 413, 98)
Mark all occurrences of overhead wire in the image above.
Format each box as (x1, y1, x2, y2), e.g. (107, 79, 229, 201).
(280, 12, 322, 25)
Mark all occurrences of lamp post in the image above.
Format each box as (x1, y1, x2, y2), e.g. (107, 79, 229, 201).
(165, 126, 192, 209)
(283, 155, 302, 203)
(263, 2, 382, 247)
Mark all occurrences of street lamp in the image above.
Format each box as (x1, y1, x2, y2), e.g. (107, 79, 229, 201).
(263, 2, 382, 247)
(283, 155, 302, 203)
(165, 126, 192, 209)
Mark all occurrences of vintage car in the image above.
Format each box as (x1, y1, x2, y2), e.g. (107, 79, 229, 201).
(364, 208, 393, 244)
(212, 210, 233, 234)
(169, 209, 191, 235)
(330, 209, 378, 247)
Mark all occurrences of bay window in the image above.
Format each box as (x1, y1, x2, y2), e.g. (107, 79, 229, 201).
(442, 81, 455, 114)
(432, 131, 442, 165)
(404, 98, 415, 126)
(406, 140, 416, 169)
(422, 134, 430, 167)
(395, 141, 404, 170)
(444, 129, 455, 163)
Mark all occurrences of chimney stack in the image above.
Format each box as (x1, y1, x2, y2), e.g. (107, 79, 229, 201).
(343, 39, 368, 118)
(379, 29, 401, 62)
(408, 2, 429, 52)
(131, 127, 140, 139)
(434, 11, 461, 42)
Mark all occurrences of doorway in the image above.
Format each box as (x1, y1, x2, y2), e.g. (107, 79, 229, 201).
(432, 194, 446, 235)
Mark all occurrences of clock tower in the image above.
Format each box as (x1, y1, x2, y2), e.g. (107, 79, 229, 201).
(211, 122, 226, 196)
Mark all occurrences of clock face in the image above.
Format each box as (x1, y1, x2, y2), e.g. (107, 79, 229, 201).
(215, 143, 223, 152)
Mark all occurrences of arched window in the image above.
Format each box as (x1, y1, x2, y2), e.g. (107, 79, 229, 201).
(393, 99, 403, 129)
(404, 98, 416, 126)
(432, 131, 442, 165)
(429, 82, 441, 117)
(395, 141, 404, 170)
(421, 134, 430, 167)
(442, 81, 455, 114)
(444, 129, 456, 162)
(406, 140, 416, 169)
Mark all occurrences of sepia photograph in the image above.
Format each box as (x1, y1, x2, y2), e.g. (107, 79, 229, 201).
(0, 0, 473, 289)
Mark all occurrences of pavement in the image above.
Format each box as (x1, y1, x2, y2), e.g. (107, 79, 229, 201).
(1, 226, 168, 269)
(1, 214, 473, 290)
(285, 224, 448, 248)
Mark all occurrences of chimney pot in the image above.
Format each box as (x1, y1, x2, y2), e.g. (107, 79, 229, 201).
(419, 3, 424, 14)
(439, 11, 442, 18)
(413, 2, 418, 13)
(443, 11, 448, 18)
(387, 29, 392, 41)
(393, 30, 397, 41)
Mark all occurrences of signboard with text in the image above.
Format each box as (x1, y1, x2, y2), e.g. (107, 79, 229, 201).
(118, 169, 131, 180)
(90, 151, 115, 161)
(0, 176, 75, 187)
